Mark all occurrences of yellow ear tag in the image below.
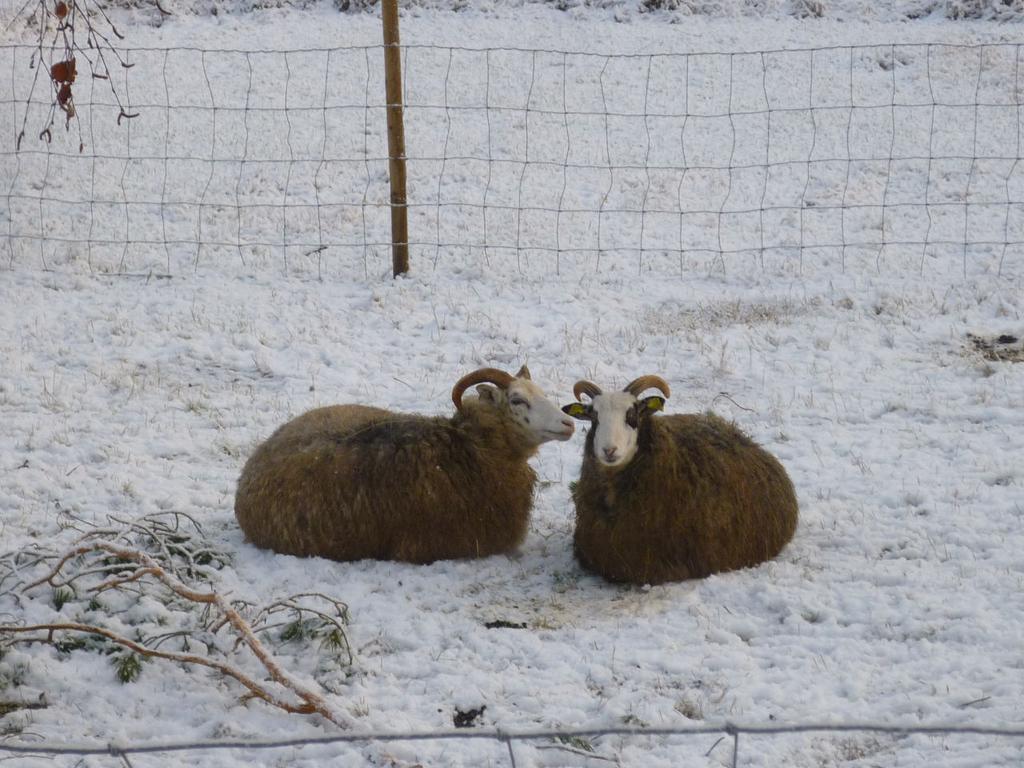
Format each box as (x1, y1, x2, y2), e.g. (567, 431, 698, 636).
(567, 403, 588, 417)
(646, 397, 665, 413)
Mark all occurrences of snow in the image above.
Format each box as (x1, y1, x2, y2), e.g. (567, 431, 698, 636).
(2, 1, 1024, 766)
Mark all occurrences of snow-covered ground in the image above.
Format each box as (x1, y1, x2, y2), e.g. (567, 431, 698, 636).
(2, 3, 1024, 767)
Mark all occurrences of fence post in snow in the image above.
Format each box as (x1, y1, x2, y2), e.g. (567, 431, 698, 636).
(381, 0, 410, 277)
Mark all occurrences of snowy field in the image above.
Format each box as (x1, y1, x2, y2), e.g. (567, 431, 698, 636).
(2, 3, 1024, 767)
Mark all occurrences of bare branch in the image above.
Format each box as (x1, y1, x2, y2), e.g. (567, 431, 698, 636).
(2, 622, 328, 718)
(16, 0, 155, 146)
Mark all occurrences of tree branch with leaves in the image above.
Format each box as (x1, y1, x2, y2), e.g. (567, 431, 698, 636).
(0, 512, 355, 728)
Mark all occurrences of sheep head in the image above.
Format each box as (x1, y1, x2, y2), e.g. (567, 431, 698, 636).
(452, 365, 575, 445)
(562, 375, 671, 468)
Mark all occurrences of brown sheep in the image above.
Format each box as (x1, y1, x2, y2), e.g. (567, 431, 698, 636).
(562, 375, 798, 585)
(234, 366, 575, 564)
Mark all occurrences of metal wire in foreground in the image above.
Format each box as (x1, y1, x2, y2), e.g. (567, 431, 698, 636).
(1, 721, 1023, 762)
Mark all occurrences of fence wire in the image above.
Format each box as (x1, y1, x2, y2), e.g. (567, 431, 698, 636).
(2, 42, 1023, 278)
(2, 721, 1024, 766)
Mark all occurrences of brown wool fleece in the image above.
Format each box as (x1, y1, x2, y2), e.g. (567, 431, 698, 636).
(571, 412, 798, 585)
(234, 399, 539, 563)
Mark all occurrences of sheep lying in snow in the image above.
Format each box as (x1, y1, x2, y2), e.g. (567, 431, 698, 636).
(562, 375, 798, 585)
(234, 366, 575, 564)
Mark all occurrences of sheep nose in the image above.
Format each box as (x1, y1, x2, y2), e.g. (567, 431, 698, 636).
(603, 446, 618, 461)
(561, 418, 574, 431)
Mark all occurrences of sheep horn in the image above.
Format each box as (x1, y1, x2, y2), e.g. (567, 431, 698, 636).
(451, 367, 516, 410)
(573, 380, 603, 401)
(623, 375, 671, 398)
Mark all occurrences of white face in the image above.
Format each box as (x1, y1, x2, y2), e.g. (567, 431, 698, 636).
(587, 392, 644, 467)
(478, 379, 575, 444)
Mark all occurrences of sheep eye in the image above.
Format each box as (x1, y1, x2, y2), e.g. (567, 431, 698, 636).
(625, 408, 639, 429)
(510, 397, 529, 409)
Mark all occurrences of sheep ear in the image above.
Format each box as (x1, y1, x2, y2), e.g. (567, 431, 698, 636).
(475, 383, 500, 403)
(562, 402, 592, 420)
(515, 364, 532, 380)
(640, 396, 665, 414)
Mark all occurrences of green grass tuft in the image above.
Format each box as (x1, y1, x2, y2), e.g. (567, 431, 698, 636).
(52, 586, 75, 611)
(113, 652, 144, 684)
(557, 734, 595, 752)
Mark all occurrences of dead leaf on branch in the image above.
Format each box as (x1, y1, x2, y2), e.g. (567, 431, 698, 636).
(50, 58, 76, 84)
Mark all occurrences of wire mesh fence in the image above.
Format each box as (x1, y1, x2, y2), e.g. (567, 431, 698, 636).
(3, 721, 1024, 766)
(2, 42, 1023, 279)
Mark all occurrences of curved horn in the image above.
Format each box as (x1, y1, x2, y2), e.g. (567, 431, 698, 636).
(623, 375, 671, 398)
(573, 380, 603, 401)
(451, 367, 516, 410)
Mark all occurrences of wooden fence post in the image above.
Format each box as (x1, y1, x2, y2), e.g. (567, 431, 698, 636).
(381, 0, 409, 277)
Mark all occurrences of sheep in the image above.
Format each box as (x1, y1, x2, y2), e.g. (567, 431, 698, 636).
(561, 375, 798, 585)
(234, 365, 575, 564)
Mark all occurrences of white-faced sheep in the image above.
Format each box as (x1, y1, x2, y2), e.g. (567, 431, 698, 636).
(234, 366, 575, 564)
(562, 375, 798, 585)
